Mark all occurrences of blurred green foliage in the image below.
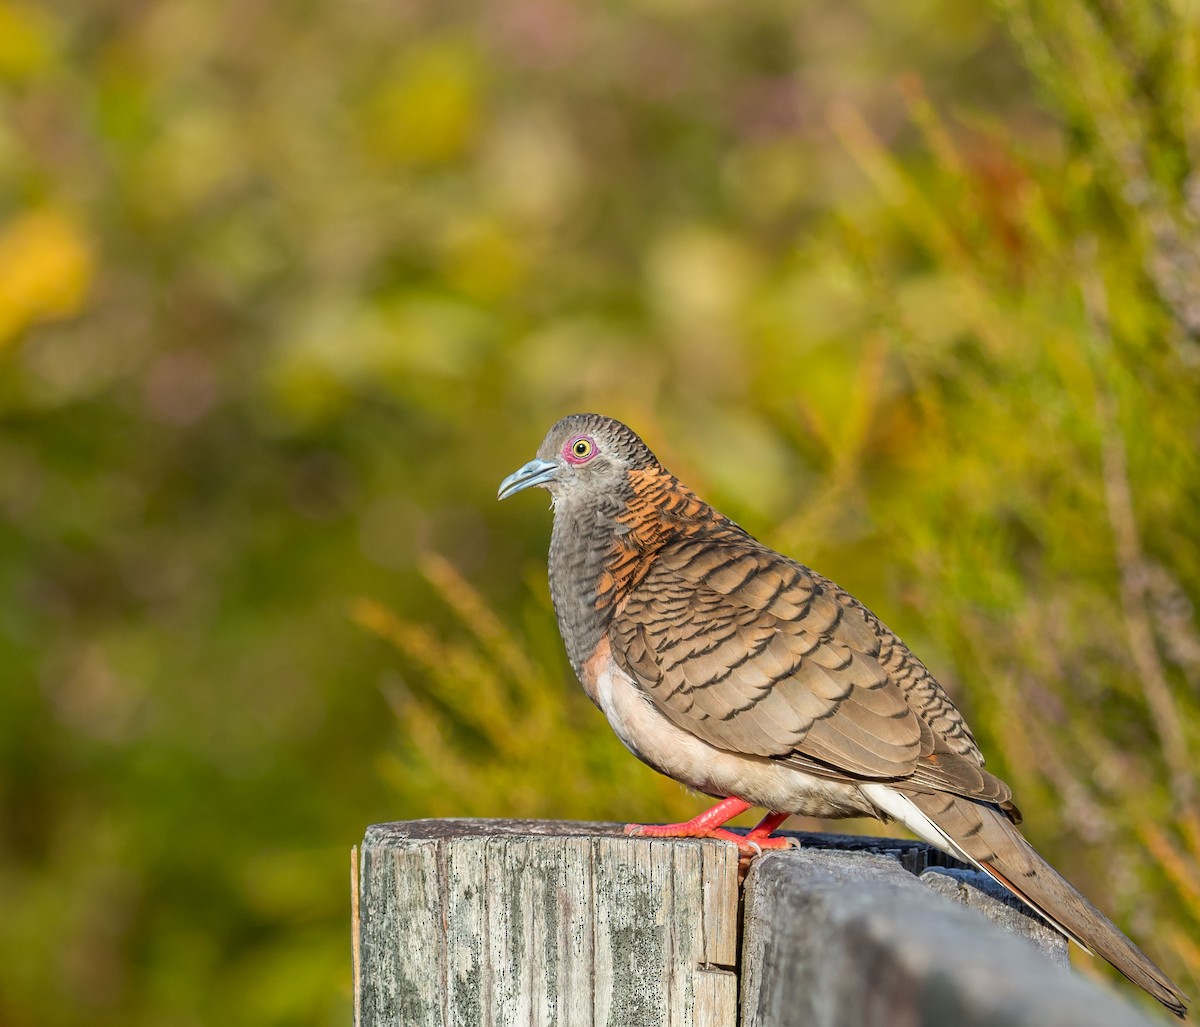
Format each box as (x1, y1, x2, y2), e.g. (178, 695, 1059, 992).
(0, 0, 1197, 1023)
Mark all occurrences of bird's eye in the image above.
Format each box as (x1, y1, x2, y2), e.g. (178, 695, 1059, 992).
(564, 435, 596, 464)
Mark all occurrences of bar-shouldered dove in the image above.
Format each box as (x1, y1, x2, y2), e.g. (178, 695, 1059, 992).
(498, 413, 1188, 1017)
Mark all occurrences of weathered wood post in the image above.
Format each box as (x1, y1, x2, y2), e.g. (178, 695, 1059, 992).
(354, 820, 738, 1026)
(354, 819, 1167, 1027)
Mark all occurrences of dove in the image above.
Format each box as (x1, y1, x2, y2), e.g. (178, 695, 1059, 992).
(498, 412, 1188, 1016)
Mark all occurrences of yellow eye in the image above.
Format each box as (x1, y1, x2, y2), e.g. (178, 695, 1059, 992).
(565, 435, 596, 463)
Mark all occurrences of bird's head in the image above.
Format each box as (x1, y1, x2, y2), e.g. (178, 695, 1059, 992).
(497, 413, 657, 506)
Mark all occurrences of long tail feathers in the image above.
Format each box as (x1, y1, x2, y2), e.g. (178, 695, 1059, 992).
(902, 789, 1190, 1018)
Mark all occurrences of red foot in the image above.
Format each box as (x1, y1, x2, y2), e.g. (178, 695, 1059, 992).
(624, 799, 798, 856)
(745, 810, 791, 844)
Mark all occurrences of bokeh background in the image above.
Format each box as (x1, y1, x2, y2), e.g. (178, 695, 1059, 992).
(2, 0, 1198, 1023)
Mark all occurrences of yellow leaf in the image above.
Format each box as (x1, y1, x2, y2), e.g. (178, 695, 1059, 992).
(0, 1, 55, 80)
(361, 41, 481, 165)
(0, 208, 94, 348)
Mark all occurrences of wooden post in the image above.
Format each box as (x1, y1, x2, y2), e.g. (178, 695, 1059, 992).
(355, 819, 1164, 1027)
(356, 820, 738, 1027)
(740, 848, 1155, 1027)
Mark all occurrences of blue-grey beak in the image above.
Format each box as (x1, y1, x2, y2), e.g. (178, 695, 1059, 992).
(498, 458, 558, 500)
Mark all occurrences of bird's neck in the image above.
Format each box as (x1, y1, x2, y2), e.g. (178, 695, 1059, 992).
(547, 466, 734, 674)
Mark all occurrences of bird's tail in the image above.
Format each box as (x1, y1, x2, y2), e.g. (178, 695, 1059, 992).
(905, 789, 1189, 1018)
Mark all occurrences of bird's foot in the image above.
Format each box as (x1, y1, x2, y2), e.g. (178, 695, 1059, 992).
(625, 815, 797, 857)
(623, 800, 797, 857)
(623, 796, 750, 841)
(730, 830, 799, 856)
(625, 821, 787, 855)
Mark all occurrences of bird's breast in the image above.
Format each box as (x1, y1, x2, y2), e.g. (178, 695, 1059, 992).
(548, 502, 646, 673)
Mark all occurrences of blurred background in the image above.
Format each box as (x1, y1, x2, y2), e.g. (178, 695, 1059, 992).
(1, 0, 1198, 1023)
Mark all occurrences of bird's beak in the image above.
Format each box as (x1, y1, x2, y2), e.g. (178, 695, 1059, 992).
(497, 458, 558, 500)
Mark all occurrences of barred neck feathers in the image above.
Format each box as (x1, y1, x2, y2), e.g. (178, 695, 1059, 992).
(548, 463, 740, 674)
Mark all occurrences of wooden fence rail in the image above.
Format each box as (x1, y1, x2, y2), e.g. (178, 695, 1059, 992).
(353, 819, 1165, 1027)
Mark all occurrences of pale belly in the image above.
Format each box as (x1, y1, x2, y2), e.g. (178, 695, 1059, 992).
(581, 641, 880, 820)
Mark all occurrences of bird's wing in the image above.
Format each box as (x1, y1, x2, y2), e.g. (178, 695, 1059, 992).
(609, 537, 1014, 807)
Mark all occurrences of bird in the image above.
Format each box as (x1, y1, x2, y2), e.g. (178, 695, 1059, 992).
(498, 412, 1189, 1018)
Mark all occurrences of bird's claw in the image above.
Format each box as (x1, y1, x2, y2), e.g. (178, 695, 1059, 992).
(623, 819, 800, 858)
(738, 833, 798, 855)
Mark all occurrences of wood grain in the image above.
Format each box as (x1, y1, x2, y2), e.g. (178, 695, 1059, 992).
(358, 820, 1163, 1027)
(357, 820, 738, 1027)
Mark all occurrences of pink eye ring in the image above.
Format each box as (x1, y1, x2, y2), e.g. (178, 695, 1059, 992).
(564, 434, 597, 464)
